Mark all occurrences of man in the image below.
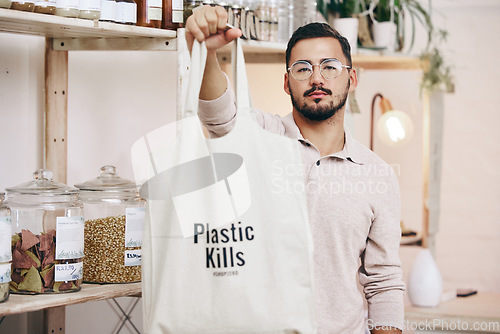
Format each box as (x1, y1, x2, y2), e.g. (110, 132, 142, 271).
(186, 6, 405, 334)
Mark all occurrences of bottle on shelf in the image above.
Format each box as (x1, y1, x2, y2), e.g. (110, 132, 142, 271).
(0, 0, 12, 8)
(34, 0, 56, 14)
(55, 0, 80, 17)
(268, 0, 277, 42)
(10, 0, 35, 12)
(116, 0, 136, 24)
(254, 0, 269, 41)
(136, 0, 162, 28)
(161, 0, 183, 29)
(99, 0, 117, 22)
(79, 0, 100, 19)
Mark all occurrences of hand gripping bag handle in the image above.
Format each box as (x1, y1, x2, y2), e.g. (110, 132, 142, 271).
(183, 38, 252, 120)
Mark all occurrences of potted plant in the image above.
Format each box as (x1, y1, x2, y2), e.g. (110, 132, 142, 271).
(318, 0, 364, 53)
(369, 0, 433, 52)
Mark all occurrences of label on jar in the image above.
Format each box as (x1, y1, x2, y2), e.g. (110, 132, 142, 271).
(56, 216, 84, 260)
(146, 0, 160, 21)
(0, 263, 11, 283)
(100, 0, 116, 21)
(80, 0, 100, 11)
(148, 6, 162, 21)
(116, 1, 136, 23)
(54, 262, 83, 282)
(125, 207, 145, 248)
(56, 0, 79, 9)
(172, 0, 182, 23)
(124, 250, 141, 266)
(0, 217, 12, 263)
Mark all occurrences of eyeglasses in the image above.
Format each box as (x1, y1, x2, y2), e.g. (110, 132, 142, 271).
(287, 59, 352, 81)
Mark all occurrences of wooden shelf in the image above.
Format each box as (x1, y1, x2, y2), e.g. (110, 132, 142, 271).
(0, 8, 176, 39)
(0, 282, 141, 316)
(218, 39, 422, 69)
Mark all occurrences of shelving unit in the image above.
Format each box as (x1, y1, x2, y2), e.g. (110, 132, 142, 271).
(0, 283, 141, 316)
(1, 7, 431, 332)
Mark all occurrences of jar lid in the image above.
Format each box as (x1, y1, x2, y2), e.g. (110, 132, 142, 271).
(74, 165, 137, 191)
(6, 169, 78, 195)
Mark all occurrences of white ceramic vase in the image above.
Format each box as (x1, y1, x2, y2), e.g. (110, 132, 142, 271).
(331, 17, 359, 54)
(373, 21, 397, 52)
(408, 248, 443, 307)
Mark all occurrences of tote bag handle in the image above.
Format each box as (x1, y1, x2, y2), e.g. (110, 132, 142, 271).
(183, 38, 252, 119)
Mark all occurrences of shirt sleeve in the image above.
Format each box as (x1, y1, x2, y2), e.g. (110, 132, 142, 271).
(197, 74, 237, 138)
(197, 73, 287, 137)
(358, 169, 406, 330)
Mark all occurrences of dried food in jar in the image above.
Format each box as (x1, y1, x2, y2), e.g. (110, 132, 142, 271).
(34, 0, 56, 14)
(84, 215, 141, 283)
(10, 0, 35, 11)
(10, 229, 82, 294)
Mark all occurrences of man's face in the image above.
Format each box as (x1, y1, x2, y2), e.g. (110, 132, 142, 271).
(284, 37, 357, 122)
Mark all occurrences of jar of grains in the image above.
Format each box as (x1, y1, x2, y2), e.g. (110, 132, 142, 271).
(6, 169, 84, 294)
(75, 165, 145, 283)
(0, 193, 12, 302)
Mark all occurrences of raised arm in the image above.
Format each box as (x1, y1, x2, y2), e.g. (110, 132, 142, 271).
(185, 5, 242, 101)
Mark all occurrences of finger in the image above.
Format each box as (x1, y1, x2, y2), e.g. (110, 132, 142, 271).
(224, 28, 242, 43)
(215, 6, 229, 32)
(205, 9, 219, 35)
(186, 19, 206, 43)
(195, 15, 210, 39)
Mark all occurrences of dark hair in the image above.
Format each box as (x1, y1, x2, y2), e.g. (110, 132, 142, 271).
(285, 22, 352, 70)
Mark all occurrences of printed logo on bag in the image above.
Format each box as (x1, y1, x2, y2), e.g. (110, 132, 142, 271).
(193, 222, 255, 271)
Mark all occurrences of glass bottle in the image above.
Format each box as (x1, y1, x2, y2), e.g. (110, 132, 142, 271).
(182, 0, 200, 24)
(55, 0, 80, 17)
(136, 0, 162, 28)
(116, 0, 136, 24)
(34, 0, 56, 14)
(255, 0, 269, 41)
(99, 0, 116, 22)
(79, 0, 100, 19)
(161, 0, 183, 29)
(0, 193, 12, 303)
(10, 0, 35, 12)
(75, 166, 145, 284)
(7, 169, 84, 294)
(0, 0, 12, 8)
(268, 0, 278, 42)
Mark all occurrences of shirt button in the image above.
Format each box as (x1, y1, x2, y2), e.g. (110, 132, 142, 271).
(316, 160, 321, 166)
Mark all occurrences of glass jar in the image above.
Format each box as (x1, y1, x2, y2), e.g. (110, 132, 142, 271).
(55, 0, 80, 17)
(34, 0, 56, 14)
(136, 0, 161, 28)
(10, 0, 35, 11)
(7, 169, 84, 294)
(115, 0, 136, 24)
(0, 193, 12, 303)
(79, 0, 100, 19)
(0, 0, 12, 8)
(75, 165, 145, 284)
(99, 0, 116, 22)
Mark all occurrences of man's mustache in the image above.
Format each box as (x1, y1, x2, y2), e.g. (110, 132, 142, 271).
(303, 86, 333, 97)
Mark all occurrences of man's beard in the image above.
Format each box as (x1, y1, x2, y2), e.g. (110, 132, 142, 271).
(290, 83, 349, 122)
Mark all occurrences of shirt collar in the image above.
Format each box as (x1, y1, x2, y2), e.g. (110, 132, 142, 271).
(282, 113, 366, 165)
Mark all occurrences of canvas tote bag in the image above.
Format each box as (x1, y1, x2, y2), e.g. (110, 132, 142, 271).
(131, 38, 316, 334)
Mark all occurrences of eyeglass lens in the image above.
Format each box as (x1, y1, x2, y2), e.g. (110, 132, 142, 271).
(290, 59, 344, 81)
